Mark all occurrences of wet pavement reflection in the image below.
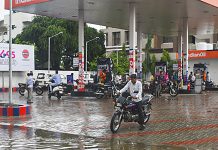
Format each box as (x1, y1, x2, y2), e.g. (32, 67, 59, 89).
(0, 126, 193, 150)
(0, 91, 218, 149)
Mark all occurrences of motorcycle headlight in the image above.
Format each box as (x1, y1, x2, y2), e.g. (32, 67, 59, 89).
(116, 103, 122, 107)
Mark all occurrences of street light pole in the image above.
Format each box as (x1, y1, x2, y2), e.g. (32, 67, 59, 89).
(85, 37, 99, 72)
(48, 32, 63, 73)
(9, 0, 12, 104)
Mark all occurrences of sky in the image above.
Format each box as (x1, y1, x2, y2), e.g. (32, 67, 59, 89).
(0, 0, 8, 20)
(87, 24, 105, 31)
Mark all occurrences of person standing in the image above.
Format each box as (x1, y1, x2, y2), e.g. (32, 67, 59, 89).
(99, 69, 107, 84)
(206, 72, 211, 82)
(26, 73, 34, 103)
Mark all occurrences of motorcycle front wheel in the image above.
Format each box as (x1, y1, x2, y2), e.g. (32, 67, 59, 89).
(110, 111, 122, 133)
(143, 114, 150, 124)
(35, 87, 43, 95)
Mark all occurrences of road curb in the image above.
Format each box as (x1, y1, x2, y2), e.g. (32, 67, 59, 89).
(0, 87, 18, 92)
(0, 103, 31, 117)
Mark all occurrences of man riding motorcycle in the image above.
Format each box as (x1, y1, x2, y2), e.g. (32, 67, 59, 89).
(118, 74, 145, 130)
(49, 70, 62, 92)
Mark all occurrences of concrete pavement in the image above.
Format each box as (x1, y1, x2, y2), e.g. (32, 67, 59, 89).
(0, 91, 217, 149)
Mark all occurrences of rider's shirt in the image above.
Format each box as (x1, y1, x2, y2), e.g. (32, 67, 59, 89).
(51, 74, 62, 85)
(120, 80, 142, 102)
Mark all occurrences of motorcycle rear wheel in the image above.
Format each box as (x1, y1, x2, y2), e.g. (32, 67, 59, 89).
(35, 87, 43, 95)
(54, 92, 61, 100)
(95, 90, 104, 99)
(169, 88, 178, 97)
(57, 94, 61, 100)
(18, 87, 26, 96)
(110, 112, 122, 133)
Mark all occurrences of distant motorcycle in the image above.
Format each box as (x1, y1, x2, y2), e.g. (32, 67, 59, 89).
(18, 80, 43, 96)
(160, 80, 178, 97)
(95, 81, 119, 99)
(206, 80, 215, 88)
(110, 94, 153, 133)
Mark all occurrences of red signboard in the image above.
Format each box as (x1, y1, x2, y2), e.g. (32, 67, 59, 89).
(189, 50, 218, 59)
(176, 50, 218, 60)
(5, 0, 49, 9)
(201, 0, 218, 7)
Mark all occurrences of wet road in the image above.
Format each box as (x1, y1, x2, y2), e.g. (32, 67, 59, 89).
(0, 91, 217, 149)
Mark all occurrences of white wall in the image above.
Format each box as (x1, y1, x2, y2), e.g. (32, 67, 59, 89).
(0, 71, 26, 88)
(0, 70, 96, 88)
(152, 52, 177, 61)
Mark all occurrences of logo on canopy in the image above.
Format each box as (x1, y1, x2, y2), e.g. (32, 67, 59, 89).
(5, 0, 49, 9)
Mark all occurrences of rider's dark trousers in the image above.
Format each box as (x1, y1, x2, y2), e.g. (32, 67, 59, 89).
(135, 101, 144, 125)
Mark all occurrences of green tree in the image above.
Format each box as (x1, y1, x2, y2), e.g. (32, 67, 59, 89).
(161, 49, 171, 63)
(14, 16, 105, 70)
(150, 54, 156, 75)
(89, 54, 105, 71)
(142, 34, 153, 78)
(142, 53, 150, 75)
(108, 44, 129, 75)
(160, 49, 177, 75)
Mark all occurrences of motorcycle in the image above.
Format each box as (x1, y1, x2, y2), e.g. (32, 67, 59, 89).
(110, 94, 153, 133)
(160, 80, 178, 97)
(48, 83, 64, 100)
(18, 80, 43, 96)
(206, 80, 214, 88)
(95, 81, 119, 99)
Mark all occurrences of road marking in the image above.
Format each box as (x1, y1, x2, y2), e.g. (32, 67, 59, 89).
(104, 124, 218, 139)
(162, 136, 218, 145)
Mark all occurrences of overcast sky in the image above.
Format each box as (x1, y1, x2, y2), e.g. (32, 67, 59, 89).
(0, 0, 8, 20)
(87, 24, 105, 31)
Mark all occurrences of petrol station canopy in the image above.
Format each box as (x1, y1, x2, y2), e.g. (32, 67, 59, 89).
(5, 0, 218, 36)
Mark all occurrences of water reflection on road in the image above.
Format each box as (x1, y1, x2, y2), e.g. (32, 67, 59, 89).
(0, 126, 192, 150)
(1, 92, 216, 149)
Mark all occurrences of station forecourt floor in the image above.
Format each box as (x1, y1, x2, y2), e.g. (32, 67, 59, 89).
(0, 90, 217, 149)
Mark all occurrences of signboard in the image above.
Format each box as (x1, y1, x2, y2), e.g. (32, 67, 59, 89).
(129, 50, 135, 74)
(5, 0, 49, 9)
(189, 50, 218, 59)
(0, 43, 34, 71)
(176, 50, 218, 60)
(200, 0, 218, 7)
(73, 57, 79, 67)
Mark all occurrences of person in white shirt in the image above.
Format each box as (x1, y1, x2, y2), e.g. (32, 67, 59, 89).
(191, 73, 196, 82)
(49, 70, 62, 92)
(26, 72, 34, 103)
(119, 74, 145, 130)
